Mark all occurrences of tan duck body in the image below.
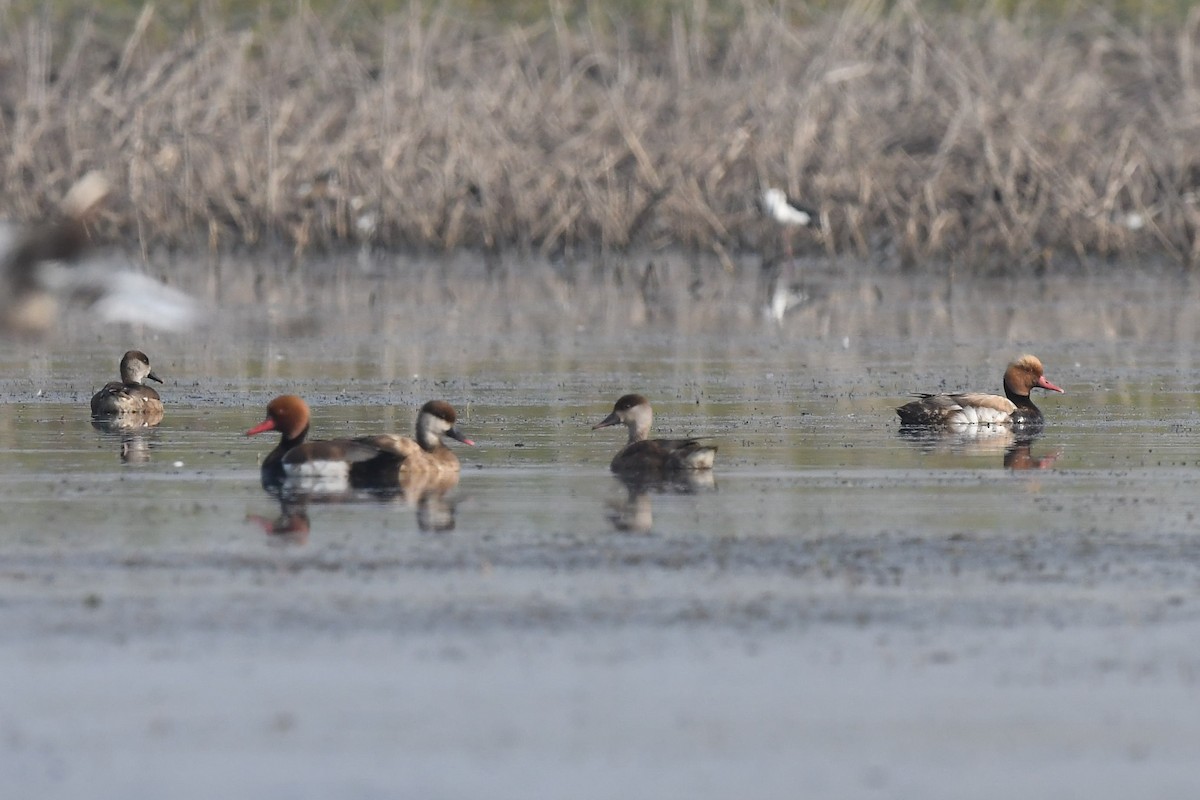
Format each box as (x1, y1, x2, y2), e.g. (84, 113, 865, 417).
(593, 394, 717, 473)
(896, 354, 1064, 428)
(246, 396, 474, 490)
(90, 350, 164, 416)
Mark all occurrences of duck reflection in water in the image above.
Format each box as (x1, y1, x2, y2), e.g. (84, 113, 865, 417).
(248, 469, 462, 544)
(245, 395, 472, 538)
(606, 470, 717, 533)
(1002, 434, 1062, 471)
(90, 414, 163, 463)
(898, 424, 1061, 471)
(246, 497, 312, 546)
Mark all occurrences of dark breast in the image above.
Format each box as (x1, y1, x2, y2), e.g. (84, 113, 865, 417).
(1008, 398, 1043, 426)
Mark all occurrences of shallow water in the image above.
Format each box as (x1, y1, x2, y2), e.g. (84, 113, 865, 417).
(4, 254, 1200, 798)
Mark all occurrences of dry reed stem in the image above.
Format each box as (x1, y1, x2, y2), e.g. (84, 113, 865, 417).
(2, 4, 1200, 271)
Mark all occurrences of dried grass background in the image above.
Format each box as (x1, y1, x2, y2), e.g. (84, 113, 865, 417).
(6, 0, 1200, 271)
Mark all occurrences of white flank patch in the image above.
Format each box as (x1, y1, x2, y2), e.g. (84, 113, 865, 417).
(284, 461, 350, 493)
(281, 473, 352, 495)
(949, 405, 1010, 427)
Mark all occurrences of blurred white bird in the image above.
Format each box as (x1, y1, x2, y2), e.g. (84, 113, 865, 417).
(760, 188, 819, 229)
(758, 187, 821, 324)
(0, 172, 200, 335)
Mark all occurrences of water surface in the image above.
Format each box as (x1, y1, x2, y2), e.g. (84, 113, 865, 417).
(3, 255, 1200, 798)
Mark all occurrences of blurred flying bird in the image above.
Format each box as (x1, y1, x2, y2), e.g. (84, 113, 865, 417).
(0, 172, 200, 336)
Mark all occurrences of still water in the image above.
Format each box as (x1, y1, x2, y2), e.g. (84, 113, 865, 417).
(4, 255, 1200, 798)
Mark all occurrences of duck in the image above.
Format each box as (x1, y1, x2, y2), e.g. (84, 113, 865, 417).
(90, 350, 164, 417)
(896, 354, 1064, 428)
(592, 394, 716, 474)
(0, 172, 200, 336)
(245, 395, 474, 490)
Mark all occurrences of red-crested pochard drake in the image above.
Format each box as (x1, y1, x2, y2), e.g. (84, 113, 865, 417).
(593, 394, 717, 473)
(246, 395, 474, 489)
(90, 350, 164, 417)
(896, 354, 1064, 427)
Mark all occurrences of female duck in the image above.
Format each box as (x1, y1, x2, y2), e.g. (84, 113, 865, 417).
(246, 395, 474, 489)
(592, 394, 716, 474)
(90, 350, 164, 416)
(896, 354, 1064, 428)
